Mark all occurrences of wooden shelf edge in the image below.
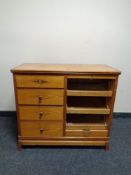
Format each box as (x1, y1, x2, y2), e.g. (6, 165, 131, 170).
(66, 107, 110, 114)
(67, 90, 112, 97)
(66, 123, 108, 130)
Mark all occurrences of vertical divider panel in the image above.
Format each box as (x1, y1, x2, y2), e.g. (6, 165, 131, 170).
(63, 75, 67, 136)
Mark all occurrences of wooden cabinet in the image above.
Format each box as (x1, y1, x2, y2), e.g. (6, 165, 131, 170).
(11, 64, 121, 150)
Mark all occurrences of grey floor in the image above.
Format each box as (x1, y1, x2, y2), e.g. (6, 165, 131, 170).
(0, 116, 131, 175)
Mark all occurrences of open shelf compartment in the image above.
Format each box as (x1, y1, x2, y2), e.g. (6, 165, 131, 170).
(66, 114, 108, 130)
(67, 78, 113, 91)
(67, 96, 109, 108)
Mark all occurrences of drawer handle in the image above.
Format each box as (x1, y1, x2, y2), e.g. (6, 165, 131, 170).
(40, 128, 45, 134)
(83, 129, 90, 136)
(38, 96, 43, 103)
(39, 112, 43, 119)
(34, 80, 47, 84)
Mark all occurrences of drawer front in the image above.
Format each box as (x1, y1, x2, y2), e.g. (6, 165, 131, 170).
(66, 130, 108, 137)
(15, 75, 64, 88)
(19, 106, 63, 121)
(17, 89, 64, 105)
(20, 121, 63, 137)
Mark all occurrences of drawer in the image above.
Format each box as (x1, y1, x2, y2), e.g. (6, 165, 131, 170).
(17, 89, 64, 105)
(15, 75, 64, 88)
(19, 106, 63, 121)
(66, 130, 108, 137)
(20, 121, 63, 137)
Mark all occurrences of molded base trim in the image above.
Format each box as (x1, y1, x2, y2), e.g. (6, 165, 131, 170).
(20, 140, 106, 146)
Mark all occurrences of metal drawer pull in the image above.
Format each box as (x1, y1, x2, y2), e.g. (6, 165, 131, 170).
(34, 79, 48, 84)
(83, 129, 90, 135)
(39, 112, 43, 119)
(40, 128, 45, 134)
(38, 96, 43, 103)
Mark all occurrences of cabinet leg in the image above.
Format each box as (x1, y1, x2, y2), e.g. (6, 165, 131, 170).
(17, 142, 22, 151)
(105, 142, 109, 151)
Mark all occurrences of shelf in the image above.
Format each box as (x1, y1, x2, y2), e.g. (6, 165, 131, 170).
(67, 96, 108, 108)
(67, 90, 112, 97)
(66, 123, 107, 130)
(67, 107, 110, 114)
(68, 75, 116, 79)
(67, 78, 112, 91)
(66, 114, 106, 124)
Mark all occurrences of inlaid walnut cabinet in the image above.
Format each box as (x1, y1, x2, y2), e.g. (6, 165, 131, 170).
(11, 64, 121, 150)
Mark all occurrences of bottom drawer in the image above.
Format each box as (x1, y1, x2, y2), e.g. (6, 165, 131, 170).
(20, 121, 63, 137)
(66, 130, 108, 137)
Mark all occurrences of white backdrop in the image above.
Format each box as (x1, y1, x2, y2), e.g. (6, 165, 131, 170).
(0, 0, 131, 112)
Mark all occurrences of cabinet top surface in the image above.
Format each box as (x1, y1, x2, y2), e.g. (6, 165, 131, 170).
(11, 63, 121, 75)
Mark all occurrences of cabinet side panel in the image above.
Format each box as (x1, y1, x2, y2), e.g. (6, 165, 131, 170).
(13, 74, 21, 136)
(107, 76, 119, 132)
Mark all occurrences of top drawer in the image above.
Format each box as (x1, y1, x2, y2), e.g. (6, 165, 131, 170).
(15, 75, 64, 88)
